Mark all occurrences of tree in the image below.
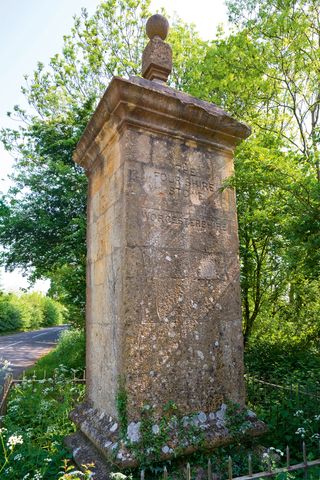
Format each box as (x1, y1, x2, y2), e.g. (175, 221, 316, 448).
(0, 0, 207, 327)
(194, 0, 320, 343)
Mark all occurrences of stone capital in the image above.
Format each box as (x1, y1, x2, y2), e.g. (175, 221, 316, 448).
(73, 76, 251, 171)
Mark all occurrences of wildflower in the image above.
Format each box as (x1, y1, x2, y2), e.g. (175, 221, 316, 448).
(294, 410, 304, 417)
(311, 433, 320, 439)
(33, 471, 43, 480)
(9, 405, 19, 412)
(7, 434, 23, 449)
(110, 474, 129, 480)
(314, 414, 320, 421)
(40, 400, 51, 410)
(295, 427, 306, 438)
(269, 447, 284, 456)
(13, 453, 23, 461)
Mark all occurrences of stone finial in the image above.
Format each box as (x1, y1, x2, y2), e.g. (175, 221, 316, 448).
(146, 14, 169, 40)
(142, 14, 172, 83)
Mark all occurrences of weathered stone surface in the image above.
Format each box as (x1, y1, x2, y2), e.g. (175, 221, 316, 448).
(142, 14, 172, 83)
(69, 71, 259, 472)
(69, 400, 265, 470)
(146, 14, 169, 41)
(142, 37, 172, 82)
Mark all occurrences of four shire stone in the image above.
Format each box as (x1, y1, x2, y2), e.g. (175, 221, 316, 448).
(67, 14, 264, 477)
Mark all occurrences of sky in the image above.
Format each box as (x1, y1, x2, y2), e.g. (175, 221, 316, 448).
(0, 0, 228, 293)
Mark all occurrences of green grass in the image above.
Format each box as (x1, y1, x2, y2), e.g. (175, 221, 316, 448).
(27, 328, 85, 378)
(2, 327, 319, 479)
(0, 367, 85, 479)
(0, 328, 87, 479)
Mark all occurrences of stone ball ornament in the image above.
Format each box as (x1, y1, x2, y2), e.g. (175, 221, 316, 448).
(146, 14, 169, 41)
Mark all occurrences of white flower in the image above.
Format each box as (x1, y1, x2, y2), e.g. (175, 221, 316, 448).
(40, 400, 51, 410)
(33, 471, 43, 480)
(314, 415, 320, 421)
(269, 447, 284, 456)
(13, 453, 23, 461)
(65, 471, 85, 478)
(294, 410, 304, 417)
(7, 434, 23, 449)
(312, 433, 320, 439)
(110, 474, 129, 480)
(295, 427, 306, 437)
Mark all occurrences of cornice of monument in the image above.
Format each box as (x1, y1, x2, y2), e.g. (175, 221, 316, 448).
(73, 75, 251, 171)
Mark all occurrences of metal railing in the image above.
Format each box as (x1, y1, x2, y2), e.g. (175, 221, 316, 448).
(139, 442, 320, 479)
(1, 372, 320, 480)
(0, 370, 86, 417)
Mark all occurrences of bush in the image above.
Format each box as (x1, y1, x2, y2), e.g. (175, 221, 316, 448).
(9, 295, 32, 330)
(0, 296, 23, 332)
(0, 292, 66, 333)
(0, 366, 85, 479)
(23, 292, 45, 329)
(42, 297, 64, 327)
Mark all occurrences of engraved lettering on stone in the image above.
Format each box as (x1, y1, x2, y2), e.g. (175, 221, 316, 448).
(142, 208, 227, 232)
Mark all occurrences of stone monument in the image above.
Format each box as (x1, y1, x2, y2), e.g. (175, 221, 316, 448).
(67, 14, 263, 476)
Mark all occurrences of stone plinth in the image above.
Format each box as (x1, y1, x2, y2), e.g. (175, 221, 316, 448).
(68, 75, 263, 471)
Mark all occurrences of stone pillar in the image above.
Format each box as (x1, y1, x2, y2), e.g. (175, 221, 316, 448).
(67, 14, 263, 474)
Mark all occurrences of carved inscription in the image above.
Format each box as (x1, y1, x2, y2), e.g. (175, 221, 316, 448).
(128, 166, 216, 201)
(142, 208, 227, 232)
(153, 170, 214, 199)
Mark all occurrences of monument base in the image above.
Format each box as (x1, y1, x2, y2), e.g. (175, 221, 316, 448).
(65, 431, 113, 479)
(67, 401, 266, 474)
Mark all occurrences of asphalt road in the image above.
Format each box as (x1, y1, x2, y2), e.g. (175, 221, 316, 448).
(0, 325, 67, 385)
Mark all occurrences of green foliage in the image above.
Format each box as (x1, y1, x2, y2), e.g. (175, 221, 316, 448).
(48, 263, 86, 329)
(0, 292, 64, 333)
(0, 0, 207, 329)
(24, 292, 45, 329)
(0, 366, 85, 479)
(0, 329, 86, 477)
(246, 331, 320, 460)
(42, 296, 64, 327)
(188, 0, 320, 342)
(28, 328, 85, 378)
(0, 296, 23, 332)
(58, 460, 94, 479)
(116, 401, 209, 469)
(117, 377, 128, 438)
